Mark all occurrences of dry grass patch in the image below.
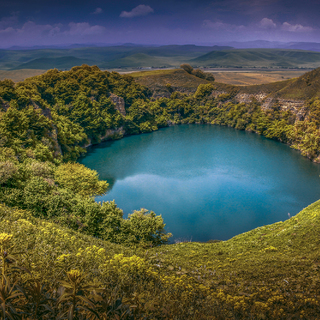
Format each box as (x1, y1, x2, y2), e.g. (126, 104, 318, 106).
(0, 69, 47, 82)
(209, 70, 309, 86)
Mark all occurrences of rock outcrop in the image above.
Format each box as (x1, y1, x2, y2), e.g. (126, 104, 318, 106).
(235, 93, 267, 103)
(110, 94, 126, 116)
(84, 127, 126, 148)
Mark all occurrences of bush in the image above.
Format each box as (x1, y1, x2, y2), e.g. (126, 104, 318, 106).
(54, 162, 109, 197)
(180, 64, 194, 74)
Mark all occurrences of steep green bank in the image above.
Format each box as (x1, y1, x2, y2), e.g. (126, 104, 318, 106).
(1, 65, 320, 318)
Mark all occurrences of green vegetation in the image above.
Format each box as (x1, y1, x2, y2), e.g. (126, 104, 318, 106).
(134, 69, 213, 97)
(1, 199, 320, 318)
(192, 48, 320, 69)
(1, 64, 320, 318)
(0, 45, 226, 70)
(1, 46, 320, 71)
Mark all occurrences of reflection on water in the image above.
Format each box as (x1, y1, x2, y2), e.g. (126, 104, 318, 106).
(80, 125, 320, 242)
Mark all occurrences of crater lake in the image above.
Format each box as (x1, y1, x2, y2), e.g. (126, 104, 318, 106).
(79, 125, 320, 242)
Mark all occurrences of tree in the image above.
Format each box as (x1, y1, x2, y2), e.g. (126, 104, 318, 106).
(192, 69, 206, 79)
(120, 209, 172, 247)
(180, 64, 194, 74)
(54, 163, 108, 197)
(194, 83, 215, 99)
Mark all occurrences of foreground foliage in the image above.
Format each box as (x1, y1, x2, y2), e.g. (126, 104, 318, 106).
(0, 202, 320, 319)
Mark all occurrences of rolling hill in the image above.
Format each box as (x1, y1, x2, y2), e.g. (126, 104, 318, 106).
(101, 53, 174, 68)
(0, 45, 228, 70)
(12, 56, 94, 70)
(132, 65, 320, 102)
(2, 46, 320, 71)
(191, 49, 320, 69)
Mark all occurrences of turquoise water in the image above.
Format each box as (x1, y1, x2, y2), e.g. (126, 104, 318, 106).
(80, 125, 320, 242)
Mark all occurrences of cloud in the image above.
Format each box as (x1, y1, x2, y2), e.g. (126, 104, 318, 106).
(92, 8, 103, 14)
(0, 21, 108, 48)
(281, 22, 313, 32)
(202, 20, 245, 31)
(120, 5, 154, 18)
(67, 22, 106, 35)
(259, 18, 276, 29)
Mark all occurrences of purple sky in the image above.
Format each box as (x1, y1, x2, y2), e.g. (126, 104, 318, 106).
(0, 0, 320, 47)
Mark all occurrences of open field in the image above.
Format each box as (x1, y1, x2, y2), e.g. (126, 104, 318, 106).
(0, 67, 311, 96)
(207, 69, 310, 85)
(0, 69, 46, 82)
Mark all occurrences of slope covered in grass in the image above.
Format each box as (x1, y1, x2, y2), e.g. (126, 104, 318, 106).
(134, 69, 213, 96)
(192, 49, 320, 69)
(103, 53, 174, 68)
(1, 199, 320, 319)
(12, 56, 94, 70)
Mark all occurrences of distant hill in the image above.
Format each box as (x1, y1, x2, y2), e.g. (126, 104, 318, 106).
(12, 56, 94, 70)
(2, 46, 320, 71)
(102, 53, 174, 68)
(0, 45, 229, 70)
(191, 49, 320, 68)
(220, 40, 320, 52)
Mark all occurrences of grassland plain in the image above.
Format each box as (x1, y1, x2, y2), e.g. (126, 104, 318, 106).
(206, 70, 308, 86)
(0, 69, 47, 82)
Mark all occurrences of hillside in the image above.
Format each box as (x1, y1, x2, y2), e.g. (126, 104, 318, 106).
(12, 56, 94, 70)
(132, 66, 320, 102)
(1, 198, 320, 318)
(133, 69, 213, 96)
(2, 46, 320, 71)
(102, 53, 175, 68)
(273, 67, 320, 100)
(191, 49, 320, 69)
(0, 45, 227, 70)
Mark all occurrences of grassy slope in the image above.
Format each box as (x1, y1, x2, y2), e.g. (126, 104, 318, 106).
(0, 45, 219, 70)
(2, 46, 320, 71)
(102, 53, 176, 68)
(192, 49, 320, 69)
(134, 69, 213, 96)
(0, 69, 47, 82)
(12, 56, 94, 70)
(132, 67, 320, 101)
(2, 198, 320, 317)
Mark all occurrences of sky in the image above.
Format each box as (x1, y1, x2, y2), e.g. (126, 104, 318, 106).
(0, 0, 320, 48)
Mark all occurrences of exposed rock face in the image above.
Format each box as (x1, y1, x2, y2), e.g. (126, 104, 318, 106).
(235, 93, 267, 103)
(0, 100, 9, 112)
(211, 90, 307, 120)
(84, 127, 126, 148)
(110, 94, 126, 116)
(261, 98, 305, 120)
(210, 90, 228, 98)
(100, 127, 125, 141)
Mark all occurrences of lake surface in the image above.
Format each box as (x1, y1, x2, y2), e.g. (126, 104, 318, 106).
(80, 125, 320, 242)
